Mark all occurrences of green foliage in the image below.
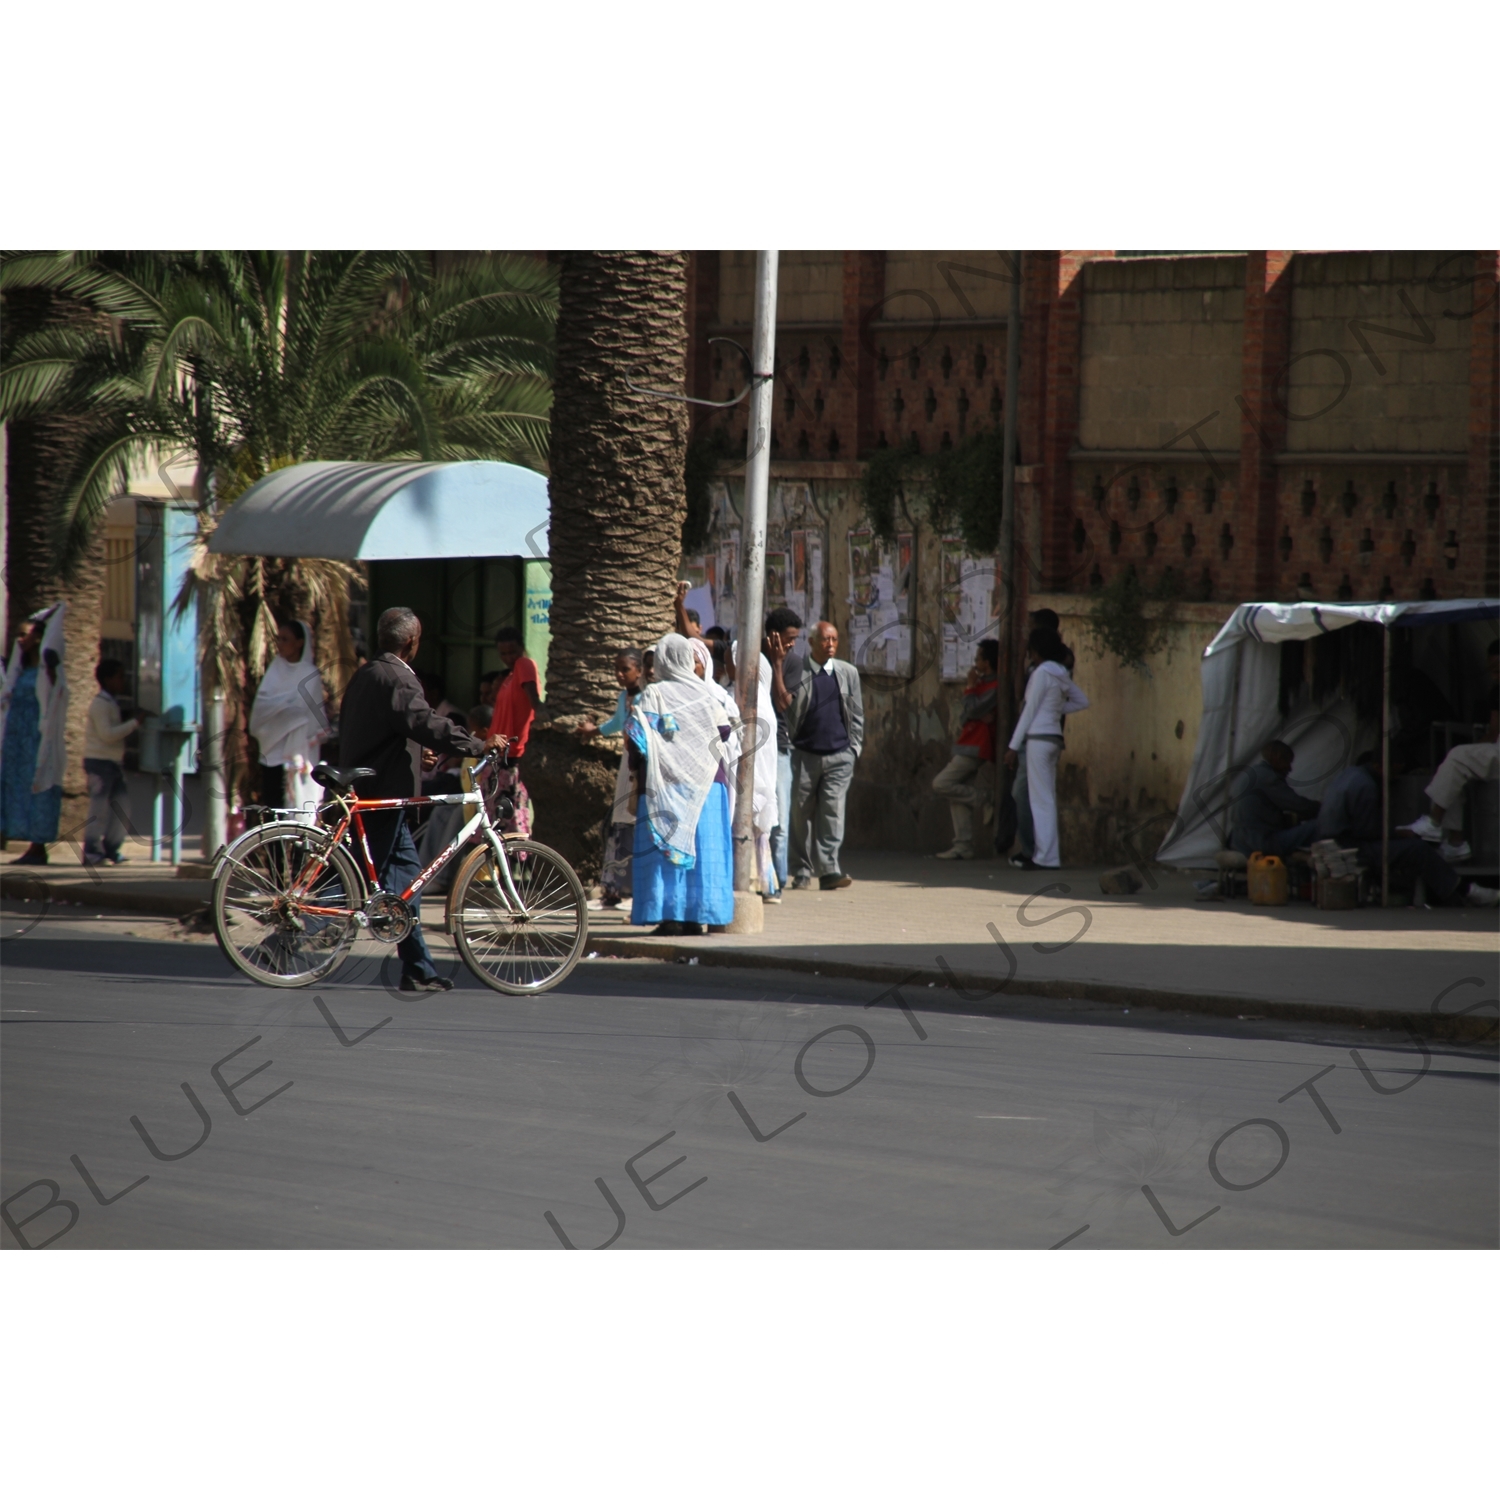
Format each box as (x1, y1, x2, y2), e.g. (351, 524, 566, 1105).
(859, 441, 915, 544)
(0, 250, 557, 570)
(682, 426, 736, 554)
(1086, 565, 1184, 674)
(857, 427, 1006, 555)
(0, 250, 557, 800)
(930, 426, 1006, 555)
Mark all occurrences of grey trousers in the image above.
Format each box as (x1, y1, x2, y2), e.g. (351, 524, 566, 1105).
(789, 747, 856, 878)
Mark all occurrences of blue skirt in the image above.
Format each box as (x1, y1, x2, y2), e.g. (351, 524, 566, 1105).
(631, 783, 734, 927)
(1, 669, 62, 844)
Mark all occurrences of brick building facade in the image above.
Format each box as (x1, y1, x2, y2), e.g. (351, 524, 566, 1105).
(683, 250, 1498, 861)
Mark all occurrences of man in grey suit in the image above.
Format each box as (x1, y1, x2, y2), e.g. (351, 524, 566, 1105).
(786, 620, 864, 891)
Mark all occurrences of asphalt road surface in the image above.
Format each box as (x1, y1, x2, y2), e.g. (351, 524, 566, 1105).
(3, 909, 1495, 1250)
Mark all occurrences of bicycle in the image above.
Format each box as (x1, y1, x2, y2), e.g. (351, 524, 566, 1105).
(210, 749, 588, 994)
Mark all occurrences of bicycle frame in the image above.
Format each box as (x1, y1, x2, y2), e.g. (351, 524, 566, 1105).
(276, 774, 528, 919)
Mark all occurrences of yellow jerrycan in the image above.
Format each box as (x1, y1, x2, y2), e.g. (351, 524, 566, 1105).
(1247, 852, 1289, 906)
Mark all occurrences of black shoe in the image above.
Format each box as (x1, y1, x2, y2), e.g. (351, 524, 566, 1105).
(13, 846, 48, 866)
(1009, 855, 1037, 870)
(651, 921, 684, 936)
(679, 922, 705, 935)
(820, 873, 853, 891)
(400, 973, 454, 993)
(791, 876, 813, 891)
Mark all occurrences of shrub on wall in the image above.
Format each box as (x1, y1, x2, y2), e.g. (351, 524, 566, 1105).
(1086, 566, 1183, 674)
(857, 427, 1006, 555)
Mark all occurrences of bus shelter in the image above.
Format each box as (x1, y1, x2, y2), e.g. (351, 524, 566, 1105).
(210, 459, 553, 705)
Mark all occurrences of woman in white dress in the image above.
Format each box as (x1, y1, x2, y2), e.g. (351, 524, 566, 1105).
(248, 620, 327, 817)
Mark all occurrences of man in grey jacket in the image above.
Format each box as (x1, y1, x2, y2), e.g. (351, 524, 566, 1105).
(786, 621, 864, 891)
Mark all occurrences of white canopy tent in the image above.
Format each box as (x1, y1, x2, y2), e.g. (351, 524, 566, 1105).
(208, 459, 550, 560)
(1156, 599, 1500, 895)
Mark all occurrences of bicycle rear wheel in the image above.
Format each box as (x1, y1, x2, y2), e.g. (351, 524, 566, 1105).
(213, 824, 363, 988)
(449, 839, 588, 994)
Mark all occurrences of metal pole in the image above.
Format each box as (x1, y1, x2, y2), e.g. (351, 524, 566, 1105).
(1381, 625, 1391, 906)
(170, 748, 184, 866)
(203, 686, 226, 861)
(151, 776, 163, 862)
(733, 251, 779, 897)
(996, 252, 1023, 809)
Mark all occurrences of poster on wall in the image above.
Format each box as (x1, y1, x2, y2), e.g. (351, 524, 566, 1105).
(681, 555, 718, 632)
(786, 529, 824, 654)
(847, 528, 915, 677)
(940, 540, 999, 679)
(701, 482, 826, 660)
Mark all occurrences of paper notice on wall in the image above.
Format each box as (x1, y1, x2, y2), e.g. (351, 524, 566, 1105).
(683, 585, 714, 633)
(785, 529, 823, 661)
(848, 528, 915, 677)
(940, 540, 999, 680)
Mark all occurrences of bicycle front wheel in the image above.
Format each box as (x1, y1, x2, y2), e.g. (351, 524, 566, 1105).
(212, 824, 363, 988)
(449, 839, 588, 994)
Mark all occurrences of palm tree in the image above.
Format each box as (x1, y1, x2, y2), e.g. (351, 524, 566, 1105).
(546, 251, 690, 718)
(526, 251, 689, 871)
(1, 250, 557, 807)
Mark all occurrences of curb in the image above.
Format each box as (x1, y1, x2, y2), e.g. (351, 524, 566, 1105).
(584, 935, 1499, 1046)
(2, 871, 206, 919)
(6, 873, 1492, 1046)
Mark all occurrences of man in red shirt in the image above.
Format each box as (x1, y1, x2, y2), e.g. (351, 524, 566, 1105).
(486, 626, 541, 836)
(932, 639, 999, 860)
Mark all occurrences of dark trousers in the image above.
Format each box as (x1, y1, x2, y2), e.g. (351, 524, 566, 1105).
(1356, 837, 1461, 903)
(363, 809, 438, 979)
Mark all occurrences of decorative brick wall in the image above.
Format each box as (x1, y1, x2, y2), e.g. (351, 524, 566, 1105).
(681, 248, 1498, 864)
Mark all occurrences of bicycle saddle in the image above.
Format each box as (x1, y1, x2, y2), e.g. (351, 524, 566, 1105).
(311, 762, 376, 790)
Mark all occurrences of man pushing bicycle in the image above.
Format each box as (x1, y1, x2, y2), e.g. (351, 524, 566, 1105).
(339, 606, 509, 992)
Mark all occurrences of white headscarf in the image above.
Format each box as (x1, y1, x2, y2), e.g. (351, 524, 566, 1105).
(33, 603, 69, 793)
(628, 633, 732, 867)
(732, 640, 779, 835)
(249, 621, 327, 810)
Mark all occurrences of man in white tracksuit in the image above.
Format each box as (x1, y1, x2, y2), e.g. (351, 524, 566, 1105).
(1003, 628, 1089, 869)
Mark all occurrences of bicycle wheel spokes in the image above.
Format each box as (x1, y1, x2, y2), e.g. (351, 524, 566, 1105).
(453, 840, 588, 995)
(213, 826, 361, 988)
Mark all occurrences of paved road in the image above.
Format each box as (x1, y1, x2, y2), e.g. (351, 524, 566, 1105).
(3, 910, 1495, 1250)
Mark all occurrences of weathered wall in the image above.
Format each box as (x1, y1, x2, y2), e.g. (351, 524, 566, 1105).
(1027, 593, 1232, 865)
(693, 475, 1233, 865)
(1077, 256, 1245, 454)
(1284, 251, 1472, 455)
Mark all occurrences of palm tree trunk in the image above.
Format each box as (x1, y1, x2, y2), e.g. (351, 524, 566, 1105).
(527, 252, 690, 877)
(546, 252, 690, 718)
(5, 407, 108, 808)
(5, 287, 114, 815)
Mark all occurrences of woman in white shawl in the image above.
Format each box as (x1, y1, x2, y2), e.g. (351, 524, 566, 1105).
(248, 620, 327, 816)
(731, 638, 781, 900)
(627, 633, 735, 935)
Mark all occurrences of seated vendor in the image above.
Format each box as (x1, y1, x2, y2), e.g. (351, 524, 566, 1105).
(1399, 639, 1499, 863)
(1230, 741, 1321, 859)
(1319, 752, 1498, 908)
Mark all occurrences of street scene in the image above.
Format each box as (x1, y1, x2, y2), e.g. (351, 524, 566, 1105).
(4, 9, 1497, 1495)
(3, 248, 1497, 1257)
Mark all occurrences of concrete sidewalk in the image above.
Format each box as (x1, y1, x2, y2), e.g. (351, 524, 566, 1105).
(4, 842, 1496, 1041)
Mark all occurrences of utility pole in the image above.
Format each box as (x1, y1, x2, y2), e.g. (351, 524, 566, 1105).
(997, 251, 1023, 739)
(730, 250, 779, 932)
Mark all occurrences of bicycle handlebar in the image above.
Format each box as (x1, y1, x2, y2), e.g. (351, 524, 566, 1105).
(473, 745, 511, 777)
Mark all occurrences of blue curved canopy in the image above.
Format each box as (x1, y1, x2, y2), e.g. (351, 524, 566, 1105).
(208, 460, 549, 560)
